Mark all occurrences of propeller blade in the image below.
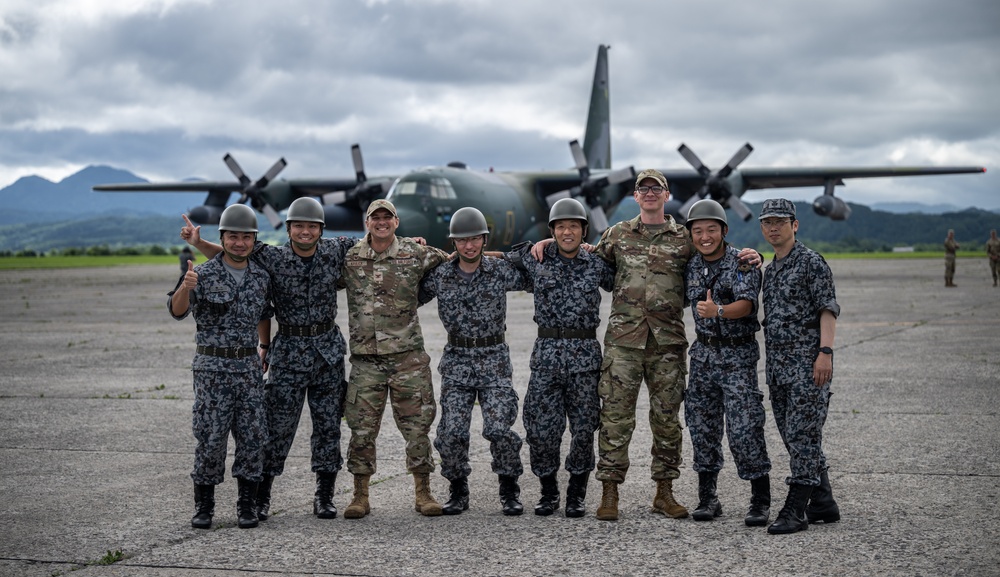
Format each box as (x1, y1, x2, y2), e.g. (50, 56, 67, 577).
(716, 143, 753, 179)
(677, 144, 711, 178)
(569, 139, 590, 180)
(254, 158, 288, 189)
(351, 144, 366, 182)
(223, 154, 252, 188)
(605, 166, 636, 185)
(725, 194, 753, 222)
(589, 205, 610, 234)
(323, 191, 347, 205)
(545, 189, 573, 208)
(261, 204, 283, 229)
(678, 188, 707, 222)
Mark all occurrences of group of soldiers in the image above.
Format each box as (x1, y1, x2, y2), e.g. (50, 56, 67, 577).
(945, 228, 1000, 287)
(168, 168, 842, 536)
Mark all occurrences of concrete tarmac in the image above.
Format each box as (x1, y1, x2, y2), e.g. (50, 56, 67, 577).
(0, 256, 997, 577)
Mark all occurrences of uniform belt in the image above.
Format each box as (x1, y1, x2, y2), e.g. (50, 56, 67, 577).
(696, 333, 756, 347)
(196, 345, 257, 358)
(278, 320, 336, 337)
(537, 327, 597, 339)
(447, 333, 505, 348)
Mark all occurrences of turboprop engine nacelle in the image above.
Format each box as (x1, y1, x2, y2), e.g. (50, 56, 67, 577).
(812, 195, 852, 221)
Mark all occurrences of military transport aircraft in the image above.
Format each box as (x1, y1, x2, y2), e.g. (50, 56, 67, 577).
(93, 45, 986, 251)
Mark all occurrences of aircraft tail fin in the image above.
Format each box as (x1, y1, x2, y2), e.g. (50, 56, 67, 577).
(582, 44, 611, 169)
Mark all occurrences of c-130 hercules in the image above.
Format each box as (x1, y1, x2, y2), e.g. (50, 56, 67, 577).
(94, 45, 985, 251)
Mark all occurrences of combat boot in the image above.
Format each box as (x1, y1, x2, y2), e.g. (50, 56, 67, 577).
(191, 483, 214, 529)
(498, 475, 524, 516)
(768, 483, 813, 535)
(534, 474, 560, 516)
(343, 474, 371, 519)
(564, 473, 589, 518)
(692, 471, 722, 521)
(236, 478, 259, 529)
(806, 469, 841, 524)
(745, 474, 771, 527)
(652, 479, 689, 518)
(255, 475, 274, 521)
(413, 473, 443, 516)
(442, 476, 469, 515)
(595, 480, 619, 521)
(313, 472, 338, 519)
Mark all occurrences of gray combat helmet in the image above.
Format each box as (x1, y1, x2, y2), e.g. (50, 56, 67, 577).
(685, 199, 728, 229)
(218, 204, 259, 233)
(449, 207, 490, 239)
(286, 197, 325, 224)
(548, 198, 590, 234)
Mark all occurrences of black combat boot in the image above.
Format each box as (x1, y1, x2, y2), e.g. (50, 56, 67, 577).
(534, 474, 560, 516)
(498, 475, 524, 516)
(767, 483, 813, 535)
(313, 472, 338, 519)
(745, 474, 771, 527)
(692, 471, 723, 521)
(564, 473, 589, 518)
(442, 476, 470, 515)
(236, 478, 259, 529)
(191, 484, 215, 529)
(806, 469, 841, 524)
(256, 475, 274, 521)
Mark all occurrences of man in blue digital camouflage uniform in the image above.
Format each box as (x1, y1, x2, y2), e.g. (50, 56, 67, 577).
(758, 198, 841, 535)
(506, 198, 615, 518)
(683, 199, 772, 527)
(420, 207, 530, 516)
(182, 197, 358, 521)
(170, 204, 272, 530)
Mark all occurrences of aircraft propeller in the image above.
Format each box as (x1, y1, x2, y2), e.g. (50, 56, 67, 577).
(320, 144, 391, 211)
(676, 143, 755, 222)
(545, 139, 635, 234)
(222, 153, 287, 228)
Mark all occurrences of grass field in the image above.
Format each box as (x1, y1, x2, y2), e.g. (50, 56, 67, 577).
(0, 250, 987, 270)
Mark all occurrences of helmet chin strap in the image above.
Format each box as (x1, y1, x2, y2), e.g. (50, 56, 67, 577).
(458, 252, 482, 264)
(291, 239, 320, 251)
(224, 250, 249, 263)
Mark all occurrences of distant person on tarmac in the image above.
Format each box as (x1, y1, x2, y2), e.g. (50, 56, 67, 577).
(945, 229, 960, 287)
(986, 229, 1000, 287)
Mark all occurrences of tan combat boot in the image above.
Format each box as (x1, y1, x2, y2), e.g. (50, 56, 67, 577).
(413, 473, 444, 516)
(652, 479, 689, 518)
(343, 474, 371, 519)
(595, 480, 619, 521)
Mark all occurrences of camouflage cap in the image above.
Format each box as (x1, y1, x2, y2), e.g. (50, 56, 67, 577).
(366, 199, 397, 218)
(758, 198, 796, 221)
(635, 168, 668, 189)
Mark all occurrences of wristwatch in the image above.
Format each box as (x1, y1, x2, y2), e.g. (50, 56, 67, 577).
(717, 305, 725, 318)
(818, 346, 833, 355)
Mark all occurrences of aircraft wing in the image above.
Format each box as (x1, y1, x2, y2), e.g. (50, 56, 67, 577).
(737, 166, 986, 191)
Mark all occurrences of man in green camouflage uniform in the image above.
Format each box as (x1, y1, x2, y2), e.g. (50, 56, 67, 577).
(944, 229, 960, 287)
(985, 229, 999, 287)
(591, 169, 694, 521)
(340, 199, 451, 519)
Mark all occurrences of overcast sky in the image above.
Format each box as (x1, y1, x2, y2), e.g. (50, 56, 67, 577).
(2, 0, 997, 209)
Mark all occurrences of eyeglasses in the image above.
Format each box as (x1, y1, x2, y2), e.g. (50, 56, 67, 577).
(453, 236, 484, 246)
(760, 218, 791, 228)
(636, 185, 666, 195)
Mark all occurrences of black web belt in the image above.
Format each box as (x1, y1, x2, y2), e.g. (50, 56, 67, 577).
(447, 333, 505, 348)
(537, 327, 597, 339)
(696, 333, 756, 347)
(278, 320, 336, 337)
(196, 346, 257, 358)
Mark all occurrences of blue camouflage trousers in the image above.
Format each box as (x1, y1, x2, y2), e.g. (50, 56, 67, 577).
(344, 351, 437, 475)
(766, 349, 830, 486)
(597, 340, 687, 483)
(523, 369, 600, 478)
(435, 377, 523, 481)
(685, 355, 770, 480)
(263, 359, 346, 476)
(191, 370, 266, 485)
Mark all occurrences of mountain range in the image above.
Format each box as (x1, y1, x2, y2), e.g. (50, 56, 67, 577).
(0, 166, 997, 253)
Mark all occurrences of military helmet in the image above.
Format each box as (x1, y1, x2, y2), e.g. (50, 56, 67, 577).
(218, 204, 259, 233)
(685, 199, 728, 229)
(449, 207, 490, 239)
(286, 197, 325, 224)
(548, 198, 589, 227)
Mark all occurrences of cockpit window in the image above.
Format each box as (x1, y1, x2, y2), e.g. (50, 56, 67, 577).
(389, 176, 457, 200)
